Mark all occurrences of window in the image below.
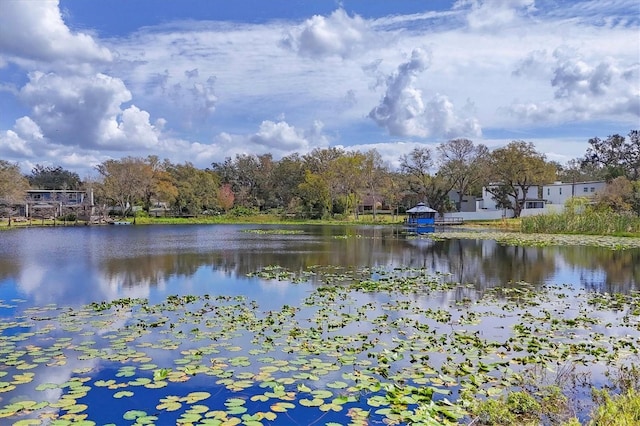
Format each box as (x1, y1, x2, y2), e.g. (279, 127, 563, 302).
(583, 187, 589, 193)
(559, 187, 562, 195)
(32, 194, 41, 200)
(547, 188, 550, 195)
(590, 187, 595, 192)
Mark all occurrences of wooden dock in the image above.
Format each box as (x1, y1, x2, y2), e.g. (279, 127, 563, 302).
(434, 217, 464, 225)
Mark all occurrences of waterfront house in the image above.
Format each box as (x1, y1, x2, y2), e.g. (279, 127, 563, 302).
(543, 180, 606, 206)
(22, 189, 94, 219)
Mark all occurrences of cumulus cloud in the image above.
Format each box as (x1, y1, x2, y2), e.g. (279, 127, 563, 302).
(425, 95, 483, 139)
(368, 48, 481, 138)
(250, 119, 329, 152)
(14, 116, 44, 142)
(19, 72, 162, 150)
(510, 47, 640, 121)
(552, 53, 614, 98)
(0, 0, 112, 68)
(368, 48, 430, 137)
(205, 120, 329, 162)
(0, 129, 33, 157)
(281, 9, 376, 58)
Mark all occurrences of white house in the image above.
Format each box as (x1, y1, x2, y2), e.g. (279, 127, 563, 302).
(479, 185, 542, 211)
(543, 180, 606, 206)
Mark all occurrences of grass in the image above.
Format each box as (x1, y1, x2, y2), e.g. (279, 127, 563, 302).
(4, 210, 640, 238)
(521, 210, 640, 236)
(0, 212, 407, 229)
(470, 386, 640, 426)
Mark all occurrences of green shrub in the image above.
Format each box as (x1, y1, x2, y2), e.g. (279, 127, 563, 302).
(472, 391, 542, 425)
(589, 388, 640, 425)
(57, 213, 77, 222)
(229, 206, 256, 217)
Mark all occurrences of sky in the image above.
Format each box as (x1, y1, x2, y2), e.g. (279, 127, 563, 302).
(0, 0, 638, 177)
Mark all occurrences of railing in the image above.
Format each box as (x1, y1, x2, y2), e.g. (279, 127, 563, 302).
(435, 217, 464, 225)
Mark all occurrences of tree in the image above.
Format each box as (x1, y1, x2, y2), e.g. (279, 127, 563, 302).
(298, 170, 331, 218)
(436, 138, 489, 211)
(583, 130, 640, 181)
(167, 162, 219, 215)
(485, 141, 556, 218)
(270, 154, 305, 213)
(140, 156, 178, 213)
(361, 149, 388, 219)
(331, 152, 366, 219)
(0, 160, 29, 224)
(379, 171, 405, 220)
(399, 146, 434, 203)
(399, 146, 454, 213)
(212, 154, 272, 209)
(593, 177, 638, 214)
(96, 157, 149, 218)
(557, 158, 606, 183)
(303, 147, 345, 216)
(217, 183, 235, 212)
(28, 165, 81, 190)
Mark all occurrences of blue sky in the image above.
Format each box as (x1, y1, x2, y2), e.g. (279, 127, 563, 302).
(0, 0, 638, 176)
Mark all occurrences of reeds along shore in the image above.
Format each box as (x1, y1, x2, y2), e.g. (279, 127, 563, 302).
(521, 209, 640, 236)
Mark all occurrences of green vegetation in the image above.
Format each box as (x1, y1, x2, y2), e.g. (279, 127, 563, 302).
(590, 389, 640, 425)
(1, 261, 640, 424)
(522, 197, 640, 236)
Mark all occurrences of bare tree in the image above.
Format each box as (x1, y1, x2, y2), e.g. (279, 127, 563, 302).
(437, 138, 489, 211)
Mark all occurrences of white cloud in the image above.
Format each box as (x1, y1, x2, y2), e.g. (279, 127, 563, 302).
(425, 95, 483, 139)
(250, 119, 329, 153)
(369, 48, 481, 138)
(19, 72, 162, 150)
(14, 116, 44, 142)
(250, 120, 307, 150)
(281, 9, 377, 58)
(0, 0, 112, 68)
(455, 0, 536, 30)
(0, 129, 33, 157)
(0, 1, 638, 174)
(509, 48, 640, 122)
(103, 105, 162, 149)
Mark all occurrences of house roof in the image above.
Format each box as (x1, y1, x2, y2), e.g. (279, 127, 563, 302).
(406, 202, 437, 213)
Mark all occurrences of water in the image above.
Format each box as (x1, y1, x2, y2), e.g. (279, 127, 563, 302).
(0, 224, 638, 424)
(2, 225, 637, 307)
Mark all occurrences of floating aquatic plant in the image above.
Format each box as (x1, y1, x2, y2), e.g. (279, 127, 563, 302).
(0, 265, 639, 424)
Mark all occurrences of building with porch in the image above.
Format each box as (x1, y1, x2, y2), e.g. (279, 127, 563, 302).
(22, 189, 94, 219)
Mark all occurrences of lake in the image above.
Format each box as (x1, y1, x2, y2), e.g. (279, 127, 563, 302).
(1, 224, 639, 425)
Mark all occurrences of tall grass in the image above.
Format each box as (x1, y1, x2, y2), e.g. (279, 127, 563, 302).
(521, 200, 640, 236)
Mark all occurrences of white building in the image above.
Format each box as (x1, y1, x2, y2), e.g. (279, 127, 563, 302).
(543, 181, 606, 206)
(479, 185, 542, 210)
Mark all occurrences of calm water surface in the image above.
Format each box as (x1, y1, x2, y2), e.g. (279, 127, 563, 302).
(1, 224, 637, 308)
(1, 224, 638, 424)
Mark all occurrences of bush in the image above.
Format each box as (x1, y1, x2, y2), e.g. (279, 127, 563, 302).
(58, 213, 77, 222)
(590, 388, 640, 425)
(229, 206, 256, 217)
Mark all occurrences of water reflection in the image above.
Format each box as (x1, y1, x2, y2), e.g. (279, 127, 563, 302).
(0, 225, 638, 309)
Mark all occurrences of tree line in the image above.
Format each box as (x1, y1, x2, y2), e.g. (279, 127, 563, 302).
(1, 130, 638, 219)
